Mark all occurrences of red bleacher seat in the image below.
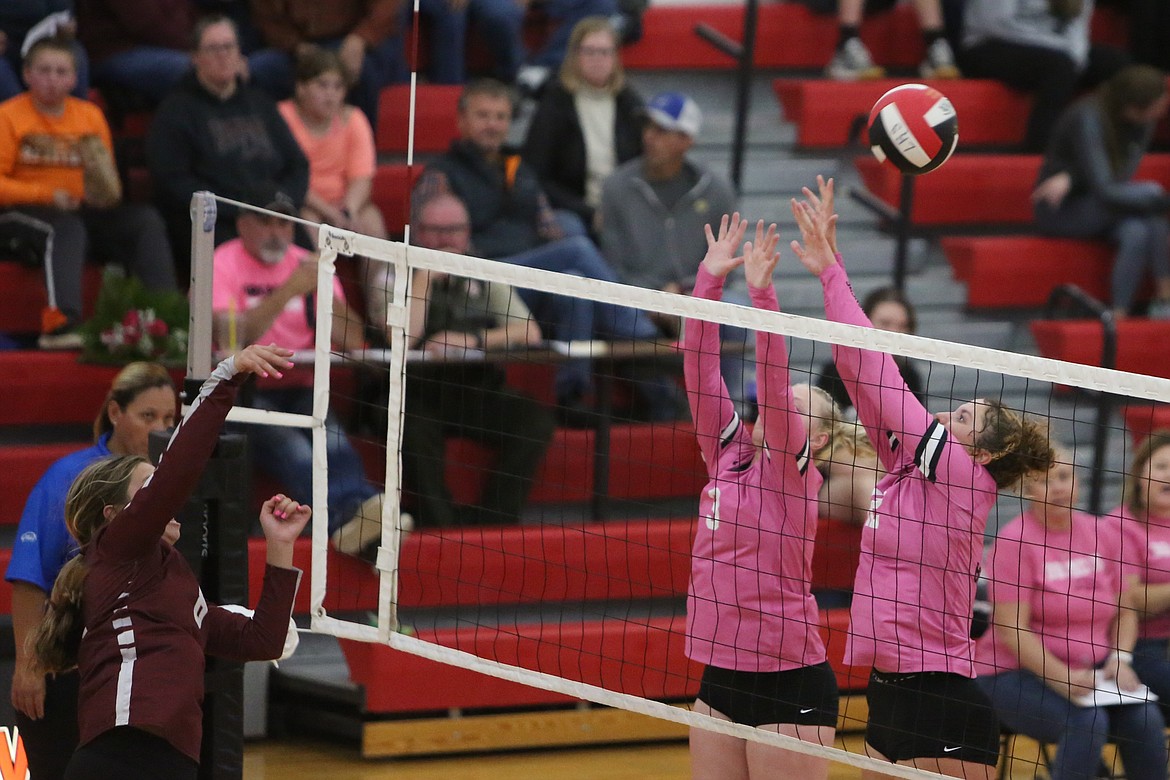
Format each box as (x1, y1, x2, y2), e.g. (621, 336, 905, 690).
(375, 84, 462, 155)
(811, 517, 862, 592)
(0, 262, 103, 336)
(0, 443, 80, 526)
(371, 163, 423, 237)
(1123, 404, 1170, 445)
(856, 154, 1170, 227)
(775, 79, 1031, 150)
(1031, 319, 1170, 379)
(942, 236, 1113, 308)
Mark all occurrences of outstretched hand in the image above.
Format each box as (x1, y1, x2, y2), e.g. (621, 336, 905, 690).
(790, 197, 838, 277)
(234, 343, 295, 380)
(742, 220, 781, 290)
(700, 213, 748, 280)
(801, 175, 838, 255)
(259, 494, 312, 546)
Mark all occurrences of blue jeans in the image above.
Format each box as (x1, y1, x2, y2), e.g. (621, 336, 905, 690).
(246, 387, 379, 534)
(1133, 637, 1170, 703)
(532, 0, 619, 68)
(978, 669, 1167, 780)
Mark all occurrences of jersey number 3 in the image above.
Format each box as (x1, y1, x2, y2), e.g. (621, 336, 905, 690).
(704, 487, 721, 531)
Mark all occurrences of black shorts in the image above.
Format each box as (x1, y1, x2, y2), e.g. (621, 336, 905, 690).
(64, 726, 198, 780)
(865, 670, 1000, 766)
(697, 661, 839, 728)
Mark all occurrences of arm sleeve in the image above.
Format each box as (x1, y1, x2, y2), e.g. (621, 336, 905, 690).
(684, 266, 741, 475)
(265, 102, 310, 206)
(522, 97, 590, 219)
(821, 261, 979, 489)
(96, 358, 243, 562)
(249, 0, 304, 50)
(203, 565, 301, 661)
(0, 108, 56, 205)
(986, 530, 1028, 607)
(146, 103, 207, 208)
(1071, 107, 1170, 212)
(344, 109, 377, 182)
(352, 0, 400, 46)
(5, 472, 71, 591)
(749, 282, 810, 479)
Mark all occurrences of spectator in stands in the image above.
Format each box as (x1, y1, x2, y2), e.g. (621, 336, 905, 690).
(31, 344, 303, 780)
(961, 0, 1131, 152)
(6, 362, 176, 780)
(76, 0, 285, 107)
(399, 192, 554, 527)
(249, 0, 403, 128)
(147, 14, 308, 275)
(793, 176, 1055, 777)
(416, 78, 667, 421)
(1119, 431, 1170, 706)
(0, 2, 88, 103)
(685, 215, 839, 780)
(826, 0, 959, 81)
(816, 286, 925, 413)
(976, 449, 1168, 780)
(1032, 64, 1170, 318)
(211, 190, 397, 559)
(523, 16, 642, 237)
(0, 36, 177, 349)
(597, 91, 752, 416)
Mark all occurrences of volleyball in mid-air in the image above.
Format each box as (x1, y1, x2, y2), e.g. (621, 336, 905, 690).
(866, 84, 958, 175)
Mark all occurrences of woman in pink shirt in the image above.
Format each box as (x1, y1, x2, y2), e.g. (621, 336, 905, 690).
(791, 178, 1053, 778)
(976, 450, 1166, 780)
(1121, 432, 1170, 706)
(685, 214, 839, 780)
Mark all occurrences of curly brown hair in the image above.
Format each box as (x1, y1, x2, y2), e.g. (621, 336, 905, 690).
(976, 399, 1055, 490)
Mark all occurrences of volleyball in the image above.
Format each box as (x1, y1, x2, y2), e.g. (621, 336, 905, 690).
(866, 83, 958, 175)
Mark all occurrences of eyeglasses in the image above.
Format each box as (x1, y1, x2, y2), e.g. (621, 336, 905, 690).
(199, 42, 239, 55)
(578, 45, 616, 57)
(416, 222, 470, 236)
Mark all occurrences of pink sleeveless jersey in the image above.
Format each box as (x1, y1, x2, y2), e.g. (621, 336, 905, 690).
(821, 261, 997, 676)
(974, 511, 1125, 675)
(683, 267, 827, 672)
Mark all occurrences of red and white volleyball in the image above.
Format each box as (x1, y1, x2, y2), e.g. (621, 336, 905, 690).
(867, 84, 958, 175)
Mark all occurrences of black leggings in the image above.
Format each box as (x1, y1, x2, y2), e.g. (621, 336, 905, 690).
(64, 727, 197, 780)
(15, 670, 79, 780)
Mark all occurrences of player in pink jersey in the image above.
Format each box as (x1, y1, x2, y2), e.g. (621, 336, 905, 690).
(1120, 432, 1170, 706)
(791, 177, 1053, 778)
(31, 344, 306, 780)
(685, 213, 839, 780)
(975, 449, 1166, 780)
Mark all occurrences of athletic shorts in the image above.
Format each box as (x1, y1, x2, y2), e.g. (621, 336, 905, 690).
(865, 669, 1000, 766)
(697, 661, 839, 728)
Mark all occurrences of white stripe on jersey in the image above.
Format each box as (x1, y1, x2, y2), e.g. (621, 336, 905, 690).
(719, 413, 741, 448)
(795, 440, 810, 475)
(915, 420, 948, 482)
(887, 430, 899, 452)
(113, 593, 137, 726)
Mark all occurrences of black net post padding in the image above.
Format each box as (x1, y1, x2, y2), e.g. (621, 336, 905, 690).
(149, 430, 251, 780)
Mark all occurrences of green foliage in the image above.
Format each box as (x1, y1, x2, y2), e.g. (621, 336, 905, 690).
(79, 267, 189, 366)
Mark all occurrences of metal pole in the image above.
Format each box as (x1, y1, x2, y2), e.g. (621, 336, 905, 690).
(894, 174, 915, 292)
(730, 0, 759, 193)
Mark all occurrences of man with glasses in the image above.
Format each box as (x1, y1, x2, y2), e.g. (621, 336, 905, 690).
(146, 14, 308, 276)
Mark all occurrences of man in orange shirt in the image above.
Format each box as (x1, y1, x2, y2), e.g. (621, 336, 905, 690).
(0, 36, 176, 348)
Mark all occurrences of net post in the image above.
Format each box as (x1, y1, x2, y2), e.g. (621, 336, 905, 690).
(188, 191, 217, 383)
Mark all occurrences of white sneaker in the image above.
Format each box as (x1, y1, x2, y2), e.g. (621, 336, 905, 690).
(919, 38, 960, 79)
(826, 38, 885, 81)
(37, 329, 84, 350)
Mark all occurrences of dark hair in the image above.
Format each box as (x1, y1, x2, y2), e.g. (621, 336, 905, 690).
(457, 78, 516, 114)
(294, 47, 346, 85)
(192, 13, 238, 51)
(1124, 430, 1170, 515)
(24, 36, 76, 69)
(861, 286, 917, 334)
(32, 456, 150, 673)
(976, 400, 1055, 490)
(1098, 64, 1168, 174)
(94, 362, 176, 443)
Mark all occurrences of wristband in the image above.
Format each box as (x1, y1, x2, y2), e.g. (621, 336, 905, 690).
(1112, 650, 1134, 665)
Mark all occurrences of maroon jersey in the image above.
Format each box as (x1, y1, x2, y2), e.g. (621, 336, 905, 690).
(75, 357, 302, 763)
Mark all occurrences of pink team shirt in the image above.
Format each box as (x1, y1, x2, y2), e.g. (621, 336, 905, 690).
(683, 266, 827, 672)
(278, 101, 376, 207)
(821, 261, 997, 676)
(974, 511, 1125, 675)
(1120, 509, 1170, 639)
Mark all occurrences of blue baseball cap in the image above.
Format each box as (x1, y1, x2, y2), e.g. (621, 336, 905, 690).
(645, 91, 702, 139)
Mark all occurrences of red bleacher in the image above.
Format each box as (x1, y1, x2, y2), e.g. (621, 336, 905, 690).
(1123, 404, 1170, 444)
(371, 163, 423, 237)
(1031, 319, 1170, 379)
(0, 262, 103, 336)
(942, 236, 1113, 309)
(375, 84, 462, 155)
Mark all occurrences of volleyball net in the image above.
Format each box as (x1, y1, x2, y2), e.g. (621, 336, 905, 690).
(187, 190, 1170, 778)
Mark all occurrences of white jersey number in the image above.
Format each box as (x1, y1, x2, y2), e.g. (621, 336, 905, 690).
(865, 489, 884, 530)
(703, 487, 721, 531)
(193, 590, 209, 629)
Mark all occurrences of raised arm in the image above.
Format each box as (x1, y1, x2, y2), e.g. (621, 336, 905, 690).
(97, 345, 294, 562)
(684, 214, 747, 472)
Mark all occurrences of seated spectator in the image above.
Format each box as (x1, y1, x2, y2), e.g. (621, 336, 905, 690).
(397, 192, 555, 527)
(6, 361, 176, 780)
(415, 78, 667, 420)
(816, 285, 925, 413)
(0, 36, 176, 349)
(523, 16, 642, 236)
(0, 3, 88, 103)
(597, 91, 752, 416)
(210, 189, 394, 558)
(1119, 432, 1170, 706)
(76, 0, 285, 107)
(976, 449, 1168, 780)
(1032, 65, 1170, 318)
(248, 0, 403, 129)
(146, 14, 308, 276)
(827, 0, 959, 81)
(961, 0, 1131, 152)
